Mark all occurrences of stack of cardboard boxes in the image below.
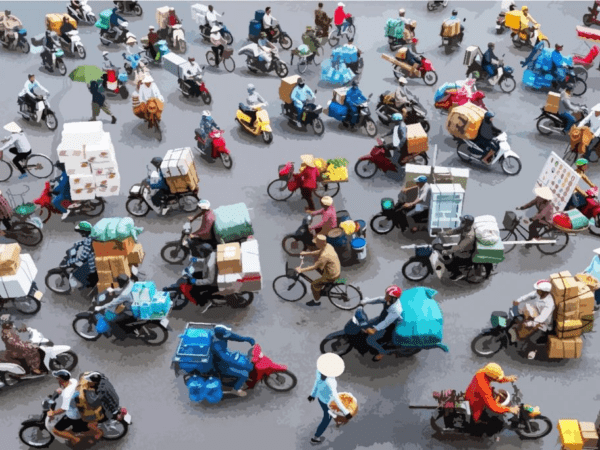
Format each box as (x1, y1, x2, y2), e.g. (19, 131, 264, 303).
(279, 75, 301, 104)
(406, 123, 428, 154)
(446, 102, 486, 140)
(57, 122, 120, 200)
(558, 419, 599, 450)
(441, 20, 461, 37)
(548, 271, 595, 358)
(544, 92, 560, 114)
(160, 148, 199, 194)
(216, 238, 262, 292)
(93, 238, 145, 293)
(0, 244, 38, 299)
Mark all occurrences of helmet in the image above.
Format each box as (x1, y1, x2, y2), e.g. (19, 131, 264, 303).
(484, 111, 495, 119)
(488, 42, 495, 49)
(213, 324, 232, 338)
(565, 83, 575, 91)
(555, 44, 563, 50)
(416, 175, 428, 183)
(4, 10, 10, 16)
(576, 158, 589, 167)
(398, 8, 405, 15)
(533, 280, 552, 292)
(75, 221, 92, 233)
(102, 51, 109, 57)
(386, 285, 402, 298)
(391, 113, 403, 122)
(247, 83, 255, 93)
(351, 80, 358, 87)
(195, 243, 213, 258)
(522, 5, 528, 11)
(452, 9, 458, 15)
(84, 372, 102, 384)
(480, 363, 504, 381)
(398, 77, 408, 85)
(150, 157, 163, 169)
(297, 77, 305, 86)
(52, 370, 71, 381)
(197, 199, 211, 210)
(202, 110, 211, 117)
(460, 215, 475, 226)
(115, 274, 129, 288)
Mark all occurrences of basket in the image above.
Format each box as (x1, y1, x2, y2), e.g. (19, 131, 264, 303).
(13, 203, 36, 217)
(416, 246, 433, 257)
(553, 222, 589, 233)
(329, 392, 358, 426)
(490, 311, 508, 328)
(223, 48, 233, 59)
(502, 211, 519, 231)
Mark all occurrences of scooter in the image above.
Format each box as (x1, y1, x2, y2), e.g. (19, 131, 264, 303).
(0, 281, 43, 315)
(370, 196, 429, 235)
(427, 1, 449, 12)
(572, 45, 599, 81)
(410, 383, 552, 440)
(99, 21, 136, 46)
(281, 101, 325, 136)
(163, 264, 255, 312)
(325, 94, 378, 137)
(160, 222, 218, 265)
(355, 139, 429, 180)
(199, 17, 233, 45)
(584, 0, 600, 27)
(0, 26, 29, 53)
(58, 30, 86, 59)
(17, 94, 58, 131)
(238, 44, 289, 78)
(125, 175, 199, 218)
(511, 24, 550, 49)
(158, 23, 186, 53)
(34, 181, 105, 223)
(466, 59, 516, 94)
(19, 391, 131, 447)
(251, 20, 292, 50)
(0, 327, 77, 389)
(67, 0, 97, 25)
(194, 128, 232, 169)
(235, 102, 273, 144)
(496, 11, 508, 34)
(320, 306, 448, 358)
(122, 50, 149, 79)
(113, 0, 143, 16)
(535, 106, 588, 137)
(440, 18, 465, 53)
(102, 63, 129, 99)
(454, 132, 522, 176)
(375, 93, 430, 131)
(281, 215, 315, 256)
(178, 73, 212, 104)
(39, 48, 67, 75)
(390, 54, 438, 86)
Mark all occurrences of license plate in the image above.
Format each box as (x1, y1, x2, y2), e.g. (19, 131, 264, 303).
(124, 413, 132, 424)
(130, 185, 140, 194)
(160, 318, 169, 328)
(34, 291, 43, 301)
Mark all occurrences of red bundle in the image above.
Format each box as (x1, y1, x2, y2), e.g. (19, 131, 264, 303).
(553, 213, 572, 229)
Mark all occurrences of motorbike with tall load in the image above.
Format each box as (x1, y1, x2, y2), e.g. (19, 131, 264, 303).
(162, 52, 211, 104)
(96, 9, 136, 46)
(191, 4, 233, 45)
(385, 17, 417, 52)
(67, 0, 96, 25)
(248, 10, 292, 50)
(155, 6, 186, 53)
(381, 48, 438, 86)
(0, 11, 29, 53)
(45, 13, 86, 59)
(463, 46, 516, 93)
(504, 9, 549, 49)
(0, 244, 43, 315)
(113, 0, 143, 16)
(279, 75, 324, 135)
(440, 17, 465, 53)
(535, 92, 587, 137)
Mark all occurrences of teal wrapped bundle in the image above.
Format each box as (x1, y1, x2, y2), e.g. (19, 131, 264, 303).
(95, 9, 112, 30)
(384, 18, 404, 39)
(473, 240, 505, 264)
(566, 209, 589, 229)
(91, 217, 144, 242)
(213, 203, 254, 243)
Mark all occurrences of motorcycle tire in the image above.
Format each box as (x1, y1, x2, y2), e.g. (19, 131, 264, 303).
(170, 292, 189, 310)
(120, 85, 129, 99)
(13, 296, 42, 315)
(515, 415, 553, 440)
(222, 31, 234, 46)
(471, 333, 504, 357)
(101, 420, 129, 441)
(201, 91, 212, 105)
(124, 63, 132, 75)
(423, 71, 438, 86)
(45, 113, 58, 131)
(355, 159, 378, 179)
(72, 316, 101, 341)
(584, 13, 594, 27)
(511, 33, 523, 49)
(57, 60, 67, 76)
(536, 117, 555, 136)
(220, 152, 233, 169)
(402, 259, 430, 282)
(19, 40, 30, 54)
(282, 236, 307, 256)
(45, 269, 72, 295)
(572, 77, 587, 97)
(427, 2, 436, 11)
(501, 156, 522, 176)
(496, 24, 506, 35)
(320, 335, 353, 356)
(177, 40, 187, 54)
(139, 323, 168, 346)
(499, 76, 516, 93)
(82, 198, 105, 217)
(275, 62, 289, 78)
(48, 350, 78, 371)
(363, 118, 378, 137)
(370, 214, 395, 234)
(420, 120, 430, 133)
(19, 424, 54, 448)
(589, 216, 600, 236)
(133, 4, 143, 16)
(125, 198, 150, 217)
(227, 292, 254, 308)
(262, 131, 273, 144)
(279, 33, 292, 50)
(77, 45, 86, 59)
(160, 243, 189, 264)
(311, 118, 325, 136)
(264, 370, 297, 392)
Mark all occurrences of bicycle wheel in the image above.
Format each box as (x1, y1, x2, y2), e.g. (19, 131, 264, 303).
(282, 236, 306, 256)
(313, 46, 324, 65)
(346, 25, 356, 41)
(25, 154, 53, 179)
(327, 283, 362, 310)
(315, 182, 340, 198)
(298, 58, 308, 74)
(499, 228, 516, 254)
(206, 50, 216, 66)
(272, 275, 306, 302)
(267, 179, 293, 201)
(10, 222, 43, 246)
(223, 56, 236, 73)
(537, 228, 569, 255)
(0, 160, 13, 182)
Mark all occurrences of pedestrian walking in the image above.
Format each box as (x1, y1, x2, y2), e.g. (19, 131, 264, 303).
(89, 80, 116, 124)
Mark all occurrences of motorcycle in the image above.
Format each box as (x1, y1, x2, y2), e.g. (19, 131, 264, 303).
(0, 327, 77, 389)
(102, 63, 129, 99)
(390, 54, 438, 86)
(163, 264, 255, 313)
(158, 23, 186, 53)
(125, 173, 199, 218)
(325, 94, 378, 137)
(511, 24, 550, 49)
(160, 222, 215, 265)
(38, 48, 67, 76)
(57, 30, 86, 59)
(281, 101, 325, 136)
(454, 132, 522, 176)
(427, 1, 449, 12)
(99, 21, 136, 46)
(465, 59, 516, 94)
(199, 19, 233, 45)
(566, 188, 600, 236)
(194, 128, 232, 169)
(17, 94, 59, 131)
(19, 391, 130, 447)
(251, 20, 292, 50)
(238, 44, 289, 78)
(122, 50, 149, 82)
(113, 0, 143, 16)
(410, 383, 552, 440)
(235, 102, 273, 144)
(0, 282, 43, 315)
(535, 106, 588, 137)
(355, 138, 429, 179)
(370, 196, 429, 235)
(401, 235, 493, 284)
(34, 181, 105, 223)
(572, 45, 599, 82)
(67, 0, 97, 25)
(320, 306, 448, 358)
(0, 25, 30, 53)
(375, 93, 430, 131)
(496, 11, 508, 34)
(440, 19, 465, 53)
(584, 0, 600, 27)
(281, 215, 316, 256)
(178, 73, 212, 104)
(434, 89, 487, 113)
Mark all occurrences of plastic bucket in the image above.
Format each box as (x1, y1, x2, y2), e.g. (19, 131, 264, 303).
(355, 220, 366, 238)
(351, 237, 367, 260)
(336, 210, 351, 224)
(327, 228, 347, 248)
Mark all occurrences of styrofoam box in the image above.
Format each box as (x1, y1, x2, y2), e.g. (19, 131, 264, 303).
(241, 240, 261, 277)
(161, 148, 193, 177)
(94, 174, 120, 197)
(70, 173, 95, 189)
(70, 186, 96, 201)
(84, 133, 113, 162)
(57, 140, 85, 161)
(0, 253, 37, 298)
(90, 160, 118, 177)
(62, 121, 103, 135)
(64, 160, 92, 177)
(217, 272, 242, 289)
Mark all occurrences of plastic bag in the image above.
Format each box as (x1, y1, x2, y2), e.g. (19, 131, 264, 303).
(204, 377, 223, 403)
(91, 217, 144, 242)
(287, 174, 299, 192)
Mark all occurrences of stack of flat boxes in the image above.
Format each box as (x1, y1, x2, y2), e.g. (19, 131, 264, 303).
(558, 419, 599, 450)
(216, 238, 262, 292)
(93, 238, 145, 292)
(160, 148, 199, 194)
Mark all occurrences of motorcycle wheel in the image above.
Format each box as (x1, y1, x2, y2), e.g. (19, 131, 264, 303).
(227, 292, 254, 308)
(573, 66, 588, 82)
(45, 271, 71, 295)
(572, 77, 587, 97)
(38, 207, 51, 224)
(465, 263, 492, 284)
(177, 40, 187, 54)
(471, 333, 504, 357)
(223, 31, 234, 46)
(411, 153, 428, 166)
(396, 347, 422, 357)
(516, 416, 553, 440)
(77, 45, 86, 59)
(48, 350, 78, 371)
(124, 63, 132, 75)
(120, 85, 129, 99)
(423, 71, 438, 86)
(160, 243, 188, 264)
(19, 40, 30, 54)
(267, 179, 293, 201)
(264, 370, 297, 392)
(133, 4, 143, 16)
(456, 143, 471, 162)
(501, 156, 522, 176)
(496, 24, 506, 35)
(430, 412, 446, 433)
(392, 65, 403, 79)
(355, 159, 378, 179)
(363, 118, 378, 137)
(402, 259, 430, 282)
(101, 420, 128, 441)
(19, 425, 54, 448)
(262, 131, 273, 144)
(125, 198, 150, 217)
(116, 1, 125, 12)
(72, 316, 101, 341)
(499, 228, 517, 254)
(275, 62, 289, 78)
(282, 236, 307, 256)
(220, 153, 233, 169)
(2, 371, 20, 386)
(311, 118, 325, 136)
(590, 216, 600, 236)
(180, 195, 198, 212)
(420, 120, 430, 133)
(370, 214, 395, 234)
(57, 60, 67, 76)
(140, 323, 168, 346)
(511, 33, 523, 49)
(170, 292, 189, 310)
(13, 296, 42, 314)
(536, 117, 555, 136)
(201, 91, 212, 105)
(82, 198, 105, 217)
(427, 2, 436, 11)
(320, 335, 352, 356)
(584, 13, 594, 27)
(11, 222, 43, 247)
(45, 113, 58, 131)
(279, 33, 292, 50)
(499, 76, 516, 93)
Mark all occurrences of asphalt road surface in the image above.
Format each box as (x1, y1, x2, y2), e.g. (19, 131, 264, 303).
(0, 1, 599, 449)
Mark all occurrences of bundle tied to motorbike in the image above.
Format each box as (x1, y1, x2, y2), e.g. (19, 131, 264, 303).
(132, 93, 163, 123)
(570, 126, 595, 156)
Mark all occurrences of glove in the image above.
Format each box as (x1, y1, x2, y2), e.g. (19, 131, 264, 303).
(190, 257, 198, 263)
(248, 338, 256, 346)
(94, 306, 102, 312)
(345, 413, 353, 420)
(307, 396, 315, 402)
(190, 278, 197, 284)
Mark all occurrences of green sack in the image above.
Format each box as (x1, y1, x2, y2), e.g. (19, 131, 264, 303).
(91, 217, 144, 242)
(213, 203, 254, 243)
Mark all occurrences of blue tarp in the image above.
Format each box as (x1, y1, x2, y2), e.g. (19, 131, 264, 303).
(321, 58, 355, 84)
(522, 43, 574, 89)
(434, 83, 459, 103)
(186, 376, 223, 403)
(332, 46, 358, 64)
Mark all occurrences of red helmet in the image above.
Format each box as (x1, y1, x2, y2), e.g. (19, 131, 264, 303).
(386, 285, 402, 298)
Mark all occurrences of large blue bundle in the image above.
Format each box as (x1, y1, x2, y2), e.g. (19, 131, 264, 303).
(393, 287, 449, 351)
(321, 58, 355, 84)
(254, 10, 265, 22)
(332, 47, 358, 64)
(249, 19, 261, 37)
(434, 83, 458, 103)
(328, 102, 348, 121)
(186, 376, 223, 403)
(175, 328, 214, 374)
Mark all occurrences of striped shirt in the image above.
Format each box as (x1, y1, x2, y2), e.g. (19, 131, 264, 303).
(67, 237, 96, 271)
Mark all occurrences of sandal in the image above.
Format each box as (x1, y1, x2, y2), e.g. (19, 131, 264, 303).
(372, 354, 384, 362)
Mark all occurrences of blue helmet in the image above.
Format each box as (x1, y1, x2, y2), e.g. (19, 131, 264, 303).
(213, 325, 232, 339)
(416, 175, 428, 183)
(392, 113, 403, 122)
(484, 111, 495, 119)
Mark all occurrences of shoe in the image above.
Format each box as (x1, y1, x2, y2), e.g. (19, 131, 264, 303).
(527, 350, 537, 360)
(449, 273, 465, 281)
(68, 202, 81, 210)
(372, 354, 384, 362)
(594, 304, 600, 312)
(235, 389, 247, 397)
(61, 210, 71, 220)
(32, 369, 43, 375)
(311, 437, 324, 445)
(161, 207, 170, 216)
(306, 300, 321, 307)
(296, 120, 303, 127)
(18, 173, 28, 179)
(111, 116, 117, 124)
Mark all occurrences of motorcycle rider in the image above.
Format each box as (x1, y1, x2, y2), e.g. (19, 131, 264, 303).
(69, 0, 83, 17)
(334, 2, 352, 36)
(315, 2, 331, 37)
(398, 8, 408, 25)
(501, 0, 517, 13)
(0, 315, 42, 375)
(440, 215, 476, 281)
(109, 7, 126, 40)
(517, 186, 555, 241)
(381, 113, 407, 167)
(210, 25, 227, 68)
(579, 105, 600, 159)
(95, 274, 135, 340)
(262, 6, 276, 37)
(1, 122, 32, 179)
(297, 234, 341, 307)
(188, 199, 217, 247)
(475, 111, 503, 165)
(309, 196, 337, 236)
(212, 325, 255, 397)
(148, 156, 170, 216)
(551, 44, 569, 81)
(187, 244, 219, 302)
(197, 110, 220, 148)
(41, 30, 58, 70)
(145, 26, 159, 61)
(67, 221, 98, 290)
(393, 77, 413, 111)
(241, 84, 268, 127)
(361, 285, 404, 362)
(511, 280, 554, 359)
(482, 42, 501, 84)
(291, 77, 315, 127)
(183, 57, 203, 98)
(135, 74, 164, 127)
(257, 31, 276, 66)
(520, 6, 538, 46)
(60, 16, 75, 46)
(399, 175, 431, 232)
(205, 5, 222, 28)
(442, 9, 464, 43)
(465, 363, 519, 436)
(48, 369, 89, 447)
(343, 80, 367, 128)
(81, 372, 120, 421)
(51, 161, 81, 220)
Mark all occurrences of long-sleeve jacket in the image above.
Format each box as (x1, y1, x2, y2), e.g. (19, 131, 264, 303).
(0, 195, 13, 220)
(19, 80, 49, 98)
(246, 92, 266, 107)
(465, 372, 511, 422)
(213, 330, 255, 355)
(198, 116, 219, 140)
(83, 375, 120, 418)
(138, 82, 164, 103)
(334, 6, 351, 26)
(361, 296, 404, 331)
(482, 48, 498, 67)
(191, 252, 217, 286)
(148, 170, 168, 191)
(291, 85, 315, 109)
(394, 85, 410, 107)
(584, 255, 600, 280)
(345, 87, 367, 107)
(1, 132, 31, 154)
(98, 281, 134, 313)
(262, 13, 275, 28)
(206, 10, 221, 27)
(191, 209, 216, 240)
(67, 237, 96, 272)
(514, 290, 554, 331)
(52, 170, 70, 197)
(299, 165, 320, 190)
(60, 22, 75, 37)
(383, 122, 407, 149)
(310, 370, 350, 415)
(309, 205, 337, 233)
(519, 197, 555, 224)
(477, 118, 501, 141)
(442, 227, 476, 258)
(558, 90, 579, 115)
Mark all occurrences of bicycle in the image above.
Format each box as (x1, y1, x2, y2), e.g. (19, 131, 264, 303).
(329, 16, 356, 47)
(499, 211, 569, 255)
(291, 48, 324, 74)
(563, 142, 599, 166)
(3, 187, 44, 247)
(272, 260, 362, 310)
(0, 145, 53, 182)
(267, 162, 340, 202)
(206, 46, 236, 73)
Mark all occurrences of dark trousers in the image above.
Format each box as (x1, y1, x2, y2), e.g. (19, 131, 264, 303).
(212, 45, 224, 66)
(184, 79, 200, 97)
(594, 289, 600, 306)
(8, 148, 30, 174)
(528, 220, 546, 239)
(151, 189, 169, 209)
(483, 64, 497, 77)
(301, 187, 316, 210)
(1, 218, 12, 230)
(472, 409, 504, 437)
(517, 329, 546, 353)
(41, 49, 52, 67)
(146, 43, 157, 59)
(447, 256, 471, 276)
(315, 399, 332, 437)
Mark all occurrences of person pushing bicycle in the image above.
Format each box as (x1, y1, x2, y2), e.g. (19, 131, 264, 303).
(296, 234, 341, 307)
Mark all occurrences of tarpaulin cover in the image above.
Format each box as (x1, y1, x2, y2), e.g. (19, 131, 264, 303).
(91, 218, 144, 242)
(321, 58, 355, 84)
(213, 203, 254, 243)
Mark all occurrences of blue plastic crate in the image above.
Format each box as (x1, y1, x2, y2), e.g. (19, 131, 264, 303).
(416, 246, 433, 257)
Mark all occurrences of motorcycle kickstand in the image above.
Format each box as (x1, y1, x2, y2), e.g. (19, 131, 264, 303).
(201, 301, 215, 314)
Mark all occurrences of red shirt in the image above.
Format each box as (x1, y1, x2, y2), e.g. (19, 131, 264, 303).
(334, 7, 351, 26)
(465, 372, 511, 422)
(168, 14, 178, 26)
(310, 205, 337, 231)
(191, 210, 216, 240)
(300, 166, 320, 190)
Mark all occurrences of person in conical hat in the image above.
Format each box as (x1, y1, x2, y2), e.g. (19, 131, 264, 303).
(298, 154, 319, 211)
(1, 122, 32, 179)
(517, 186, 555, 241)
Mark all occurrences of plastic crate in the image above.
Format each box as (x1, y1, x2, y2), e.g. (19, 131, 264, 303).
(502, 211, 518, 230)
(175, 328, 214, 373)
(416, 246, 432, 257)
(490, 311, 508, 328)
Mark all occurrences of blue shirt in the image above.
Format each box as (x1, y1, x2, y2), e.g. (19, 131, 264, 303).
(198, 116, 219, 140)
(66, 392, 82, 420)
(584, 255, 600, 280)
(291, 84, 315, 108)
(310, 370, 350, 415)
(149, 170, 168, 191)
(345, 87, 367, 107)
(361, 296, 403, 331)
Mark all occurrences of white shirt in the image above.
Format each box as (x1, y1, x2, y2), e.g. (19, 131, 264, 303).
(58, 378, 78, 411)
(1, 132, 31, 153)
(138, 82, 164, 103)
(581, 108, 600, 137)
(514, 291, 555, 331)
(416, 183, 431, 205)
(501, 0, 516, 13)
(263, 13, 274, 28)
(19, 80, 49, 98)
(185, 62, 203, 78)
(206, 10, 221, 26)
(210, 32, 226, 47)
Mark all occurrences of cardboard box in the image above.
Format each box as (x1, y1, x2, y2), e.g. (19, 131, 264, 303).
(552, 276, 580, 302)
(446, 102, 486, 140)
(406, 123, 428, 154)
(94, 173, 121, 197)
(579, 422, 599, 449)
(578, 288, 595, 318)
(216, 272, 242, 289)
(240, 274, 262, 291)
(395, 47, 407, 59)
(156, 6, 170, 30)
(165, 172, 198, 194)
(97, 270, 114, 285)
(581, 314, 594, 333)
(161, 148, 194, 177)
(57, 139, 85, 161)
(95, 257, 111, 273)
(333, 87, 349, 105)
(0, 244, 21, 276)
(279, 75, 301, 104)
(127, 243, 145, 265)
(442, 21, 460, 37)
(92, 237, 136, 257)
(45, 13, 76, 34)
(559, 419, 584, 450)
(241, 239, 261, 277)
(562, 337, 583, 359)
(545, 92, 560, 114)
(107, 255, 131, 279)
(217, 243, 242, 275)
(556, 320, 583, 339)
(84, 139, 114, 162)
(0, 254, 37, 298)
(556, 299, 580, 321)
(548, 335, 564, 358)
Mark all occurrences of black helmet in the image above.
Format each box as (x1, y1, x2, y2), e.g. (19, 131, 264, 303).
(565, 83, 575, 91)
(4, 10, 11, 16)
(115, 274, 129, 288)
(461, 215, 474, 226)
(452, 9, 458, 15)
(52, 370, 71, 381)
(488, 42, 495, 49)
(297, 77, 305, 86)
(84, 372, 102, 384)
(150, 157, 163, 169)
(45, 30, 52, 37)
(197, 243, 213, 257)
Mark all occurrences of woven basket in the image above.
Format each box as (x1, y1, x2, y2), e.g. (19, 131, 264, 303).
(576, 273, 600, 291)
(329, 392, 357, 426)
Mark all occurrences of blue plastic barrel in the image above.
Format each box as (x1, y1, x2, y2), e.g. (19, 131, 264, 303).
(351, 237, 367, 260)
(327, 228, 347, 247)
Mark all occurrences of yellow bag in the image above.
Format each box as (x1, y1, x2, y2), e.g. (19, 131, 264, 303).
(340, 220, 356, 235)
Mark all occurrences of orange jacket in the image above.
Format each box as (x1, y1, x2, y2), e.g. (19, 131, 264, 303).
(465, 372, 510, 422)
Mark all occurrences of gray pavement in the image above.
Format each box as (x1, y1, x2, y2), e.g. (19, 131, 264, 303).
(0, 1, 599, 449)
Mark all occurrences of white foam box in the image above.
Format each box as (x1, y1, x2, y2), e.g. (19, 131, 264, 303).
(64, 160, 92, 177)
(161, 147, 193, 177)
(62, 121, 103, 140)
(89, 159, 118, 177)
(69, 173, 95, 189)
(217, 272, 243, 289)
(241, 239, 261, 277)
(84, 133, 114, 162)
(404, 164, 432, 188)
(434, 167, 469, 191)
(57, 139, 85, 161)
(94, 173, 120, 197)
(0, 253, 37, 298)
(70, 186, 96, 201)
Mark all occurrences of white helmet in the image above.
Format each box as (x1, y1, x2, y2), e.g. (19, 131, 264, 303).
(202, 110, 211, 117)
(102, 51, 109, 57)
(198, 199, 211, 210)
(398, 77, 408, 85)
